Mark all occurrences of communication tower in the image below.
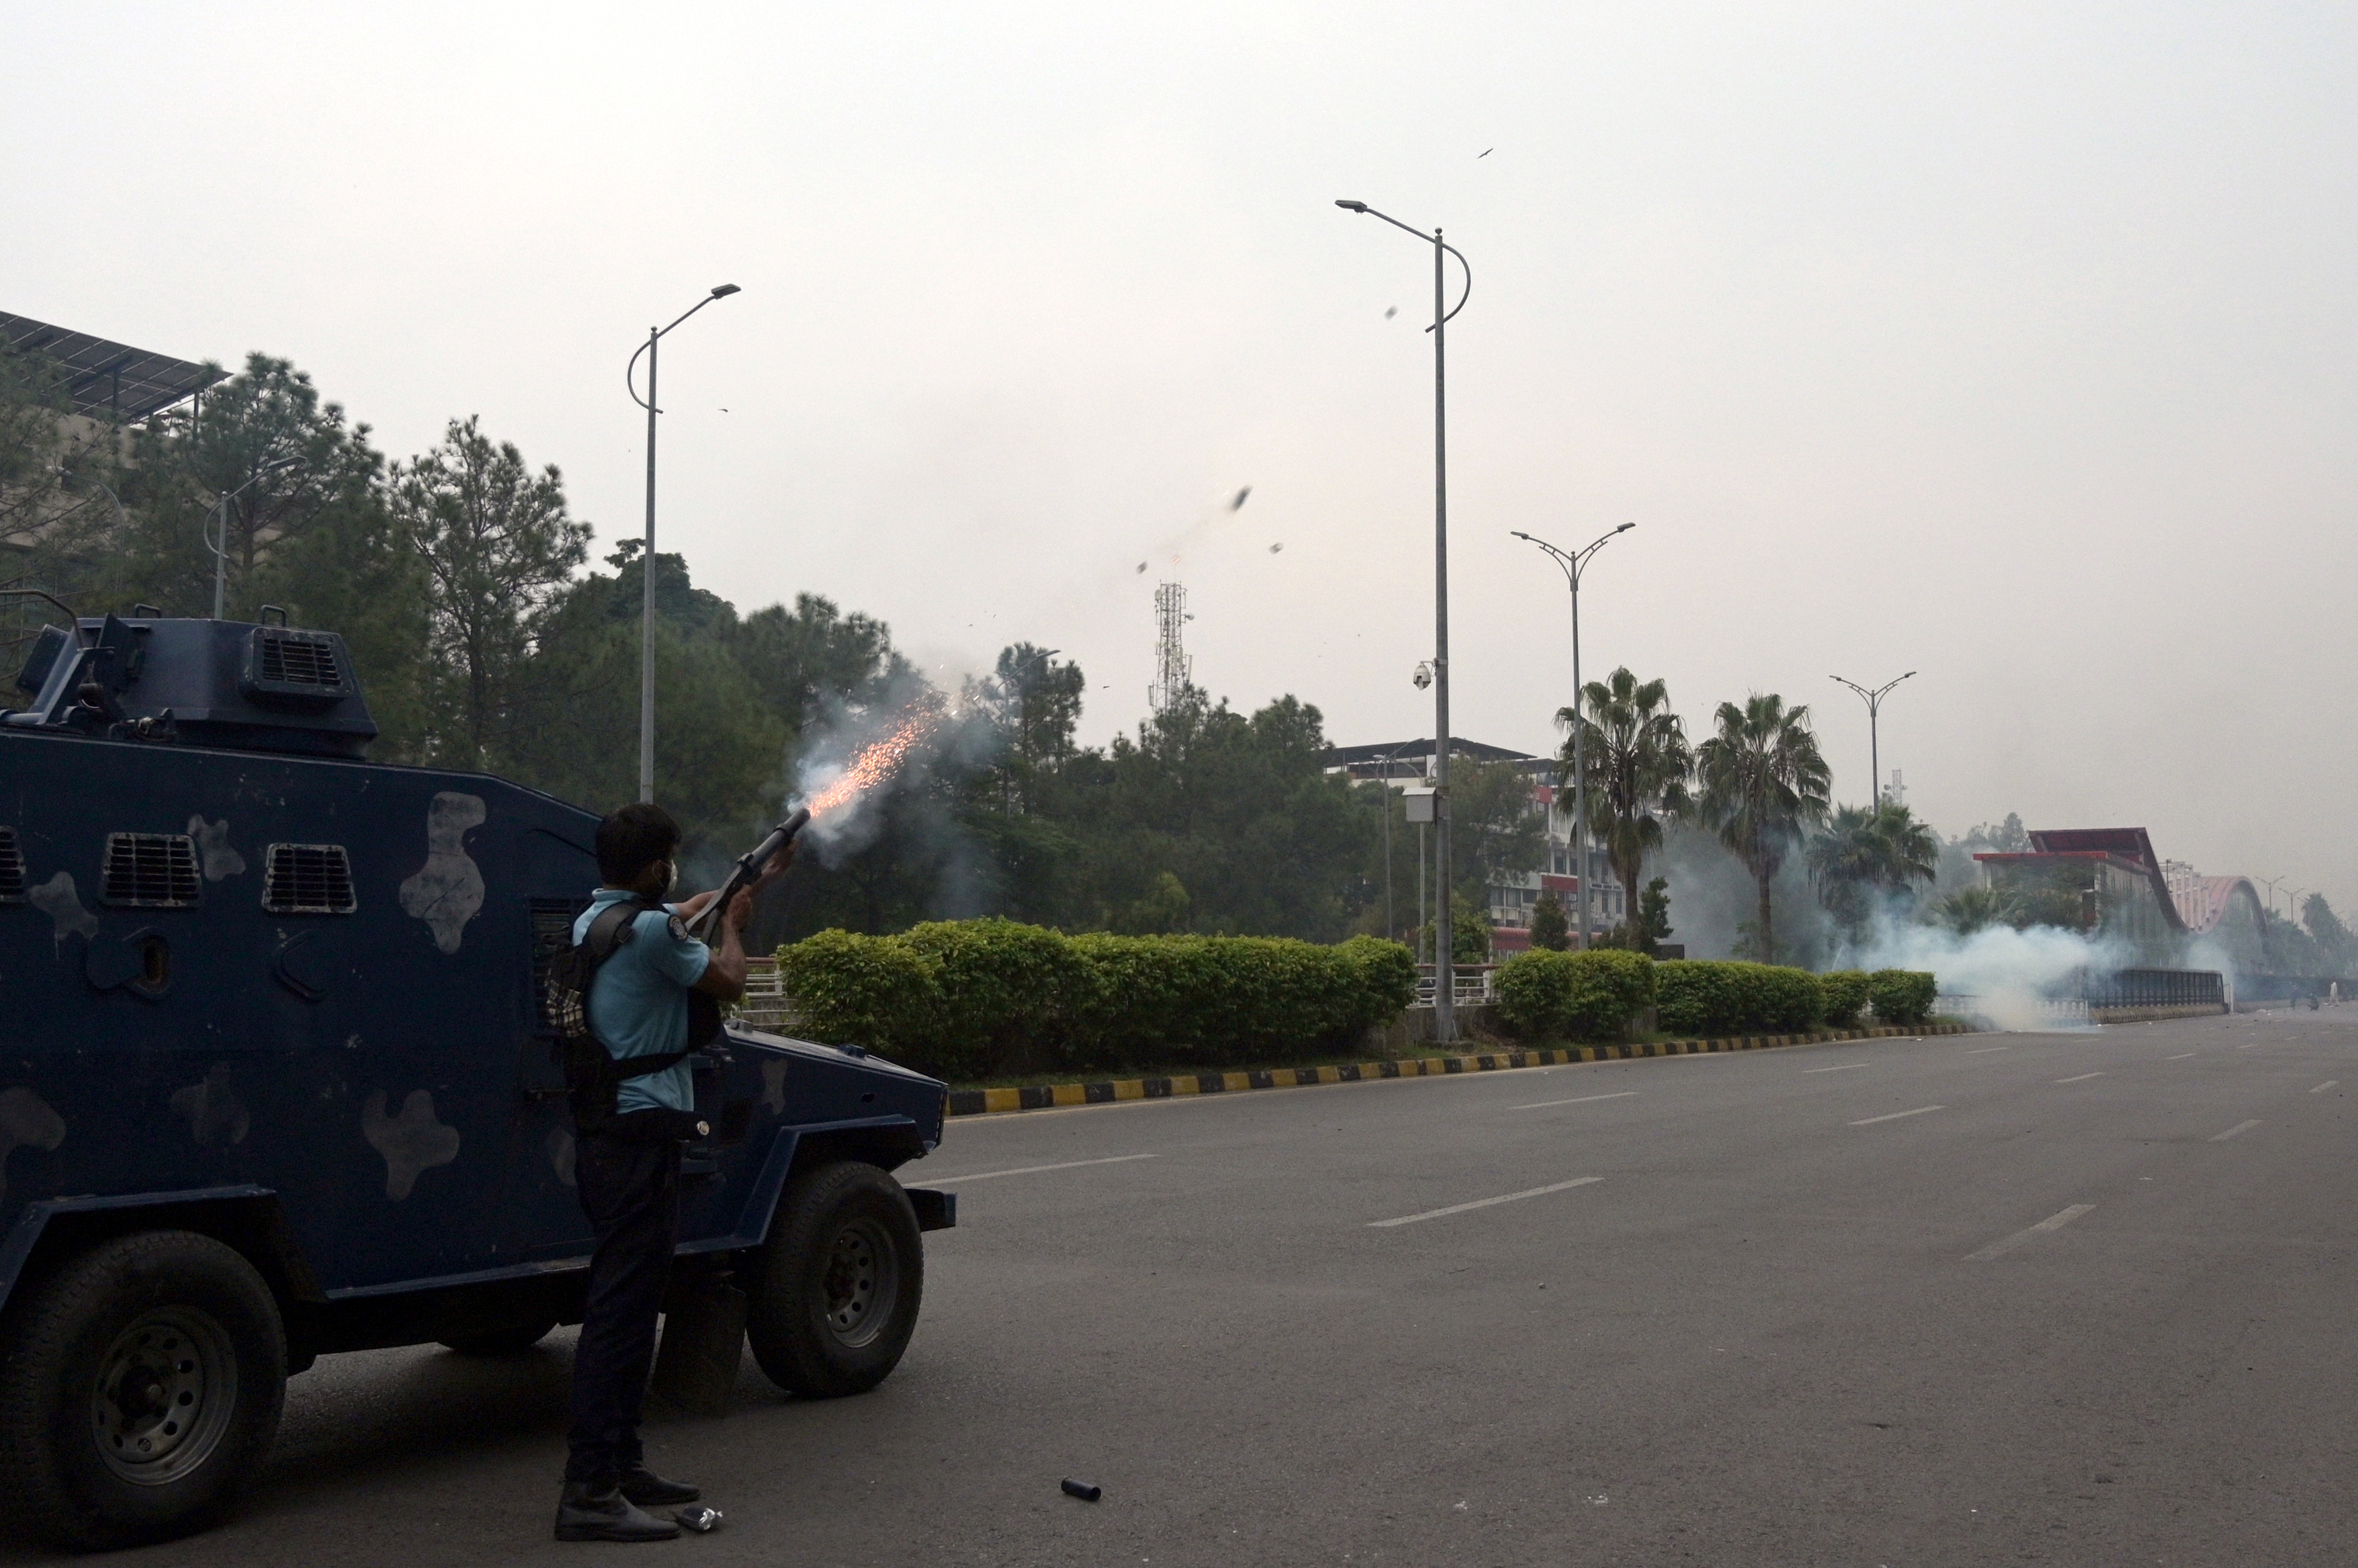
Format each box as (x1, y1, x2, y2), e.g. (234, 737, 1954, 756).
(1148, 580, 1193, 713)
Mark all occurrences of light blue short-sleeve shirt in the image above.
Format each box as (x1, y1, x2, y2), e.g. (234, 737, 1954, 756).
(575, 889, 712, 1115)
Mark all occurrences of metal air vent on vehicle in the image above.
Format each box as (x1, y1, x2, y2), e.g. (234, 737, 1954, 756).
(0, 828, 22, 903)
(261, 844, 357, 914)
(242, 627, 354, 707)
(101, 833, 200, 908)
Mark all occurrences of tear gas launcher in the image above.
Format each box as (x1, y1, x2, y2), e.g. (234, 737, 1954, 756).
(684, 807, 810, 943)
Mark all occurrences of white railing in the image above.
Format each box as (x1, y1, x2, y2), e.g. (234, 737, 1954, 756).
(1414, 963, 1497, 1008)
(734, 955, 800, 1032)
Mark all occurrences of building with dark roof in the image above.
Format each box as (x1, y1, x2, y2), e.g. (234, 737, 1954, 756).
(1974, 826, 2268, 975)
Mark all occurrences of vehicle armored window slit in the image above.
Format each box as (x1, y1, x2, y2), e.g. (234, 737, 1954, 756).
(261, 844, 357, 914)
(0, 828, 23, 903)
(99, 833, 200, 908)
(254, 629, 343, 689)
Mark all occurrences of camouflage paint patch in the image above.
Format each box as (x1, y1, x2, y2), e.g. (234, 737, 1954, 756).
(171, 1066, 251, 1147)
(27, 873, 98, 949)
(361, 1089, 462, 1200)
(397, 793, 486, 954)
(186, 816, 247, 881)
(0, 1087, 65, 1201)
(546, 1126, 576, 1188)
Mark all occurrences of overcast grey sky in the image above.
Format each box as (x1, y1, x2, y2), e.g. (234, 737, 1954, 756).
(11, 3, 2356, 908)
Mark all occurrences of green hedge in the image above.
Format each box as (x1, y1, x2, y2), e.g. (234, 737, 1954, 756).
(1654, 960, 1824, 1036)
(1494, 949, 1658, 1042)
(773, 922, 1417, 1082)
(1868, 968, 1937, 1026)
(1819, 970, 1872, 1028)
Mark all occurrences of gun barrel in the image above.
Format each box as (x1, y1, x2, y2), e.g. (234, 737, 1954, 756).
(689, 809, 813, 942)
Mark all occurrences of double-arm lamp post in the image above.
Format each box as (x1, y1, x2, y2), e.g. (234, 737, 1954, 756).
(1513, 524, 1634, 951)
(1336, 198, 1470, 1039)
(627, 283, 742, 803)
(1830, 670, 1916, 810)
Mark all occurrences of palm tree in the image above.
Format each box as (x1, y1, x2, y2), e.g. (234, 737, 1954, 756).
(1691, 693, 1831, 963)
(1557, 668, 1690, 934)
(1808, 801, 1941, 944)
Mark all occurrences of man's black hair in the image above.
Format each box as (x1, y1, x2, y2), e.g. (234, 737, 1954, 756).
(597, 802, 683, 887)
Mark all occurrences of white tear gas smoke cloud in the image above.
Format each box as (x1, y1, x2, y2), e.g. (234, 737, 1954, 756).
(1649, 823, 2189, 1032)
(1847, 915, 2128, 1032)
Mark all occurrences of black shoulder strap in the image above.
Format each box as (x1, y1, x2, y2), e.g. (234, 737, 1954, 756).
(582, 897, 651, 964)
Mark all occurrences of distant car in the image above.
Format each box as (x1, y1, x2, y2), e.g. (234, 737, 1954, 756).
(0, 613, 953, 1551)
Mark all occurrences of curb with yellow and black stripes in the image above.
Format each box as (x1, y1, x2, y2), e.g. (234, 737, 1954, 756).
(946, 1021, 1976, 1117)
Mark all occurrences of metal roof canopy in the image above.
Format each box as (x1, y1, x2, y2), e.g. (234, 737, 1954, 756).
(1, 312, 218, 422)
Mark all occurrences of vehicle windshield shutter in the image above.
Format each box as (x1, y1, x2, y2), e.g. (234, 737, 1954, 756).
(0, 828, 22, 902)
(256, 631, 343, 689)
(101, 834, 200, 907)
(262, 844, 357, 914)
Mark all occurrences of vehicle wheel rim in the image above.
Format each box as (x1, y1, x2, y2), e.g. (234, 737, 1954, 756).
(819, 1217, 898, 1350)
(92, 1307, 237, 1486)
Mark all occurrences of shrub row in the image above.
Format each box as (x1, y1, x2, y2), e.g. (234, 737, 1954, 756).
(1495, 954, 1937, 1042)
(773, 919, 1419, 1082)
(1494, 949, 1657, 1043)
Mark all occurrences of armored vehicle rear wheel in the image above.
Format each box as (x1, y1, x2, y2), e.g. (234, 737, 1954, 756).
(0, 1231, 286, 1553)
(746, 1162, 923, 1398)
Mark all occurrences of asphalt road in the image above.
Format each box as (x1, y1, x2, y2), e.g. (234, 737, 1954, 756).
(34, 1007, 2358, 1566)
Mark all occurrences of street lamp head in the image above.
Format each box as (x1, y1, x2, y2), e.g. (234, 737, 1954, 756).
(1614, 522, 1636, 534)
(709, 284, 742, 298)
(1510, 530, 1533, 541)
(1335, 200, 1368, 212)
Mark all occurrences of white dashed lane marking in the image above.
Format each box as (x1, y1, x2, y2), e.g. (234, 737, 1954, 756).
(1966, 1203, 2097, 1262)
(2054, 1072, 2103, 1084)
(928, 1153, 1160, 1182)
(1804, 1063, 1872, 1074)
(1512, 1092, 1639, 1110)
(2312, 1082, 2339, 1094)
(1850, 1105, 1945, 1127)
(2210, 1120, 2262, 1142)
(2165, 1053, 2197, 1061)
(1369, 1177, 1604, 1228)
(1962, 1046, 2009, 1055)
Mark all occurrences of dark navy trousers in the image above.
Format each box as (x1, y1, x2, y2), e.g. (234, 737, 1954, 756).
(565, 1125, 681, 1483)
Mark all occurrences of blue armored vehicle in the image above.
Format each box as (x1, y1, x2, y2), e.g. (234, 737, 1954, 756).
(0, 611, 953, 1551)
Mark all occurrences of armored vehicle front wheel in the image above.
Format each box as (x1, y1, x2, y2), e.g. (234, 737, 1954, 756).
(746, 1162, 924, 1398)
(0, 1231, 286, 1553)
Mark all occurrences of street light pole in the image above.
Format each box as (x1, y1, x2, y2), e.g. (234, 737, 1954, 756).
(1513, 525, 1634, 952)
(204, 462, 300, 620)
(1369, 742, 1411, 943)
(1831, 671, 1917, 810)
(1338, 199, 1470, 1038)
(627, 283, 742, 803)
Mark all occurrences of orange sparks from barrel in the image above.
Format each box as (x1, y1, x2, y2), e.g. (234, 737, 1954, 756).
(802, 711, 942, 817)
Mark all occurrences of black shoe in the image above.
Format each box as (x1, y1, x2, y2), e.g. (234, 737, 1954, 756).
(618, 1467, 701, 1506)
(556, 1481, 683, 1542)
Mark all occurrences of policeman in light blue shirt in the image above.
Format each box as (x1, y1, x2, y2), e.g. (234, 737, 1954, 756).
(556, 803, 789, 1543)
(571, 889, 710, 1119)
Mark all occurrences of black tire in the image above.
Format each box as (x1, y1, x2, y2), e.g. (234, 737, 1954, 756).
(437, 1319, 559, 1356)
(0, 1230, 286, 1553)
(746, 1162, 923, 1399)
